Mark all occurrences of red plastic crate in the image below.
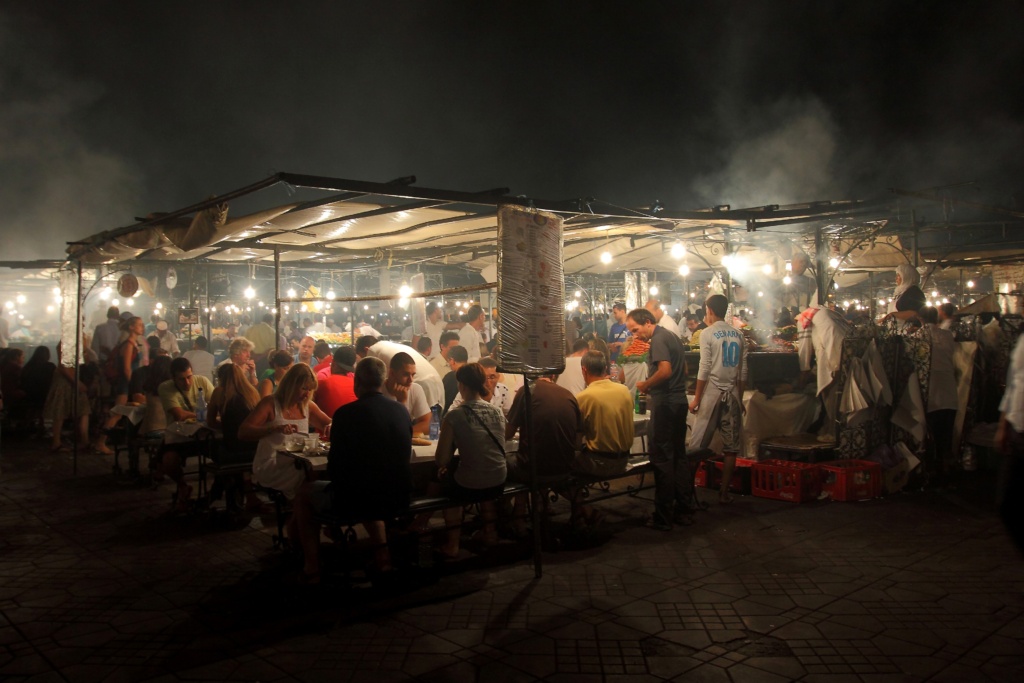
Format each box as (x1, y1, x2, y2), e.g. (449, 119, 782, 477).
(818, 460, 883, 501)
(694, 458, 755, 494)
(751, 460, 822, 503)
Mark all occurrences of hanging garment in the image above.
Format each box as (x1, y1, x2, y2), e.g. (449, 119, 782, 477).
(840, 359, 872, 428)
(862, 339, 892, 406)
(892, 371, 926, 444)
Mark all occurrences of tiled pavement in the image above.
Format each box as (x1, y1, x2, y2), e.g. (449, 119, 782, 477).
(1, 432, 1023, 682)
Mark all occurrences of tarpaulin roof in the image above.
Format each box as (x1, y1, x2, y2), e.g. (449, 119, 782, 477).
(64, 172, 1020, 277)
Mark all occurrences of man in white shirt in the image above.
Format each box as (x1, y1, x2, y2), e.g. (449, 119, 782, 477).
(556, 338, 591, 396)
(938, 303, 957, 331)
(182, 335, 216, 383)
(419, 301, 447, 359)
(458, 305, 486, 363)
(91, 306, 121, 363)
(646, 298, 682, 338)
(997, 303, 1024, 550)
(148, 321, 180, 357)
(218, 337, 258, 386)
(449, 357, 513, 416)
(797, 303, 850, 433)
(383, 352, 431, 435)
(431, 331, 460, 377)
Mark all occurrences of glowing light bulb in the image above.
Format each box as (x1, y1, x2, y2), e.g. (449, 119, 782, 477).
(398, 285, 412, 298)
(931, 290, 939, 298)
(783, 275, 792, 285)
(829, 257, 840, 268)
(762, 263, 773, 275)
(287, 288, 297, 298)
(757, 291, 764, 297)
(600, 251, 612, 264)
(3, 301, 12, 309)
(244, 285, 255, 299)
(649, 285, 659, 296)
(111, 299, 120, 307)
(967, 280, 975, 288)
(343, 307, 349, 312)
(670, 242, 685, 260)
(363, 304, 369, 311)
(326, 290, 336, 300)
(16, 294, 26, 304)
(678, 264, 690, 276)
(155, 302, 162, 309)
(574, 290, 581, 298)
(52, 287, 61, 296)
(46, 305, 54, 313)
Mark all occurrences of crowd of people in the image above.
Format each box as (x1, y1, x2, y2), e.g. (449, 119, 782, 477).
(5, 269, 1009, 577)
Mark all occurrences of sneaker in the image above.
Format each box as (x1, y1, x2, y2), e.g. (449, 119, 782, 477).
(672, 511, 695, 526)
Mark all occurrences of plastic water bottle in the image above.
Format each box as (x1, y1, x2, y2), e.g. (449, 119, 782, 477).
(610, 361, 620, 383)
(196, 387, 207, 423)
(429, 405, 441, 440)
(634, 389, 641, 414)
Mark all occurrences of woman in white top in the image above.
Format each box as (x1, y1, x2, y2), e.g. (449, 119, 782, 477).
(919, 307, 959, 483)
(433, 362, 507, 558)
(240, 364, 332, 502)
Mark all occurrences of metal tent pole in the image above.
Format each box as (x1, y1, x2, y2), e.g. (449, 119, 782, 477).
(274, 250, 281, 347)
(72, 261, 82, 475)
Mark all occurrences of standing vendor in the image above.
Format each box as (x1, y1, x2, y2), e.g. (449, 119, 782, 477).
(783, 251, 818, 310)
(796, 303, 850, 436)
(882, 265, 926, 329)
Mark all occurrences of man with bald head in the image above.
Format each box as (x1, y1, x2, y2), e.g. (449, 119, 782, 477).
(295, 335, 316, 366)
(645, 298, 682, 338)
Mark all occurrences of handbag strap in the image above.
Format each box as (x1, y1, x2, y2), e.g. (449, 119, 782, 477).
(463, 405, 505, 455)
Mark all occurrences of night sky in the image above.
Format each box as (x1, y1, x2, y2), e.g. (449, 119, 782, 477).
(2, 1, 1022, 261)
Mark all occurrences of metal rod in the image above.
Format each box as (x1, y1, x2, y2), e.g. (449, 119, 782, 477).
(72, 261, 82, 475)
(276, 282, 496, 304)
(522, 377, 543, 579)
(274, 249, 281, 349)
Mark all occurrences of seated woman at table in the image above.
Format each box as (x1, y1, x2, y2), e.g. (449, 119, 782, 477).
(431, 362, 507, 558)
(240, 363, 332, 501)
(41, 342, 91, 452)
(258, 350, 293, 398)
(207, 363, 265, 510)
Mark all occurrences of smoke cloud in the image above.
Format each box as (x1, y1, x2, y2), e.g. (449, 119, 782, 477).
(0, 9, 142, 262)
(692, 97, 841, 209)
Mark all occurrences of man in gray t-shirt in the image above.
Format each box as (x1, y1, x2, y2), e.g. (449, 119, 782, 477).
(628, 308, 694, 531)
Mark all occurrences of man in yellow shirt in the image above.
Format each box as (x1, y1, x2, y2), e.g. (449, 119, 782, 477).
(571, 350, 635, 526)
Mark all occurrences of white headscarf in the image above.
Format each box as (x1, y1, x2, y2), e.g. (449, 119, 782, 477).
(893, 264, 920, 301)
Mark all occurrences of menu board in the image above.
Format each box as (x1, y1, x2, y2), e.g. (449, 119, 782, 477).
(496, 204, 565, 374)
